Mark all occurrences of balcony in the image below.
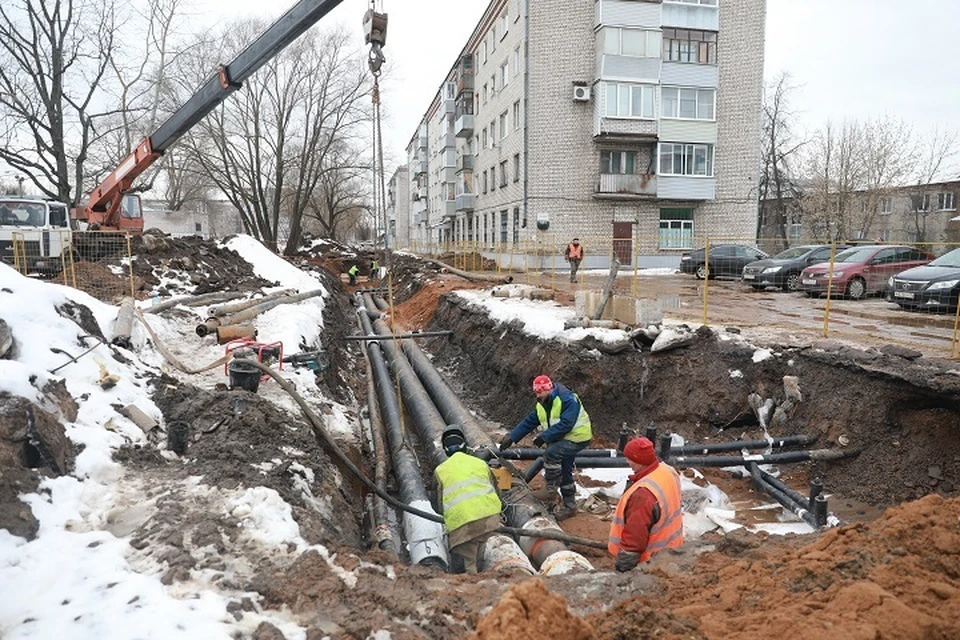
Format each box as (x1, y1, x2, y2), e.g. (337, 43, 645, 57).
(455, 113, 474, 138)
(413, 186, 427, 201)
(455, 193, 475, 212)
(443, 200, 457, 218)
(443, 132, 456, 149)
(595, 173, 658, 198)
(444, 98, 455, 115)
(413, 160, 427, 176)
(457, 72, 474, 95)
(457, 154, 474, 173)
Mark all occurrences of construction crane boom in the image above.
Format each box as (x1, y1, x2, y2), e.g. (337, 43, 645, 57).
(74, 0, 347, 230)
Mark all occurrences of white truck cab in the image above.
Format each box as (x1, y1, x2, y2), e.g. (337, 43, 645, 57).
(0, 197, 72, 277)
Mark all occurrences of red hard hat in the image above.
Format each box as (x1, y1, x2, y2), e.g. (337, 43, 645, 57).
(532, 375, 554, 394)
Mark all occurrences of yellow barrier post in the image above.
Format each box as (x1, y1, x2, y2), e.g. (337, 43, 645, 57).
(821, 242, 839, 337)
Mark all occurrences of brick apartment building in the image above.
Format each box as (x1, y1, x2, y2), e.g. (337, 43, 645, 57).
(404, 0, 765, 267)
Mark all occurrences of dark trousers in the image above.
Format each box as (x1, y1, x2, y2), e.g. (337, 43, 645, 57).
(569, 259, 582, 282)
(543, 438, 590, 490)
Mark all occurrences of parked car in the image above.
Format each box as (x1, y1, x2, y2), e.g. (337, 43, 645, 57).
(887, 247, 960, 312)
(797, 245, 933, 300)
(679, 244, 769, 280)
(742, 244, 850, 291)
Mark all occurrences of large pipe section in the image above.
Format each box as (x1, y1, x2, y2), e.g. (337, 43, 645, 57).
(357, 305, 447, 569)
(667, 447, 861, 468)
(369, 294, 489, 448)
(747, 462, 819, 529)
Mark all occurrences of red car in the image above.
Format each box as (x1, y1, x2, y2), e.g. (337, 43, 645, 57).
(797, 244, 933, 300)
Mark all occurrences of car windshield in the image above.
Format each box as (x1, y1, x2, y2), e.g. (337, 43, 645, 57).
(772, 247, 813, 259)
(834, 247, 878, 263)
(928, 248, 960, 268)
(0, 201, 45, 227)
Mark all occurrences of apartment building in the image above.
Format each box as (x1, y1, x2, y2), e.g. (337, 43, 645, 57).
(387, 165, 411, 248)
(406, 0, 765, 266)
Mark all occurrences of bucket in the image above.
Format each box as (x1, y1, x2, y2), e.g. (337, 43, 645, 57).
(228, 358, 261, 393)
(167, 421, 190, 455)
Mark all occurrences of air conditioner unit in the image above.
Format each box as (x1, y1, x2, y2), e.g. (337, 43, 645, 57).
(573, 85, 591, 102)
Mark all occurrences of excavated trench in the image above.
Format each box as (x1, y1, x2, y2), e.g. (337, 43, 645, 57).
(420, 289, 960, 510)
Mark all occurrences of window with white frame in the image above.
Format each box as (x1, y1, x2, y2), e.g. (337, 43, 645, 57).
(490, 120, 496, 147)
(604, 83, 655, 119)
(513, 100, 521, 130)
(481, 41, 487, 64)
(500, 209, 508, 242)
(482, 170, 488, 193)
(662, 28, 717, 64)
(500, 62, 509, 88)
(913, 194, 930, 211)
(481, 127, 488, 149)
(499, 161, 508, 187)
(500, 12, 508, 37)
(661, 87, 715, 120)
(600, 150, 637, 175)
(938, 192, 955, 210)
(600, 27, 661, 58)
(513, 153, 521, 182)
(659, 142, 714, 176)
(513, 0, 520, 21)
(788, 222, 802, 240)
(513, 47, 521, 75)
(491, 26, 497, 52)
(879, 196, 892, 214)
(499, 111, 508, 140)
(659, 208, 694, 249)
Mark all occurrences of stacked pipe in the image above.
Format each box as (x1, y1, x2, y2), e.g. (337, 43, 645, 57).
(362, 295, 593, 574)
(356, 304, 448, 569)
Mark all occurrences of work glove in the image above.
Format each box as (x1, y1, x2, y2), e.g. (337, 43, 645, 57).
(498, 436, 513, 452)
(615, 550, 640, 573)
(532, 435, 546, 448)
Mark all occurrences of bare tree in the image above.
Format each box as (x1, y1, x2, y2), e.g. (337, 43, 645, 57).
(856, 117, 916, 239)
(305, 142, 371, 241)
(180, 21, 371, 253)
(904, 127, 959, 242)
(801, 121, 867, 241)
(0, 0, 117, 204)
(758, 72, 806, 250)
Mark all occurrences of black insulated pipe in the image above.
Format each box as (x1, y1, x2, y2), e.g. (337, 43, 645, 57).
(813, 494, 828, 527)
(617, 424, 630, 453)
(659, 434, 673, 461)
(757, 468, 811, 509)
(357, 304, 447, 569)
(670, 434, 817, 455)
(810, 477, 823, 504)
(747, 462, 819, 529)
(669, 447, 862, 468)
(645, 425, 657, 443)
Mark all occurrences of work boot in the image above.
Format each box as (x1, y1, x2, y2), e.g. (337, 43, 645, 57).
(531, 487, 559, 506)
(553, 490, 578, 521)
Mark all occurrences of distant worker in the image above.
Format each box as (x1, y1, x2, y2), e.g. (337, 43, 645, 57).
(564, 238, 584, 283)
(608, 437, 684, 572)
(434, 425, 503, 573)
(370, 258, 380, 283)
(347, 263, 360, 286)
(499, 375, 592, 520)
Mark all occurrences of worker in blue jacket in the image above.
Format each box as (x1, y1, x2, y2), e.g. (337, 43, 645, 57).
(498, 375, 592, 520)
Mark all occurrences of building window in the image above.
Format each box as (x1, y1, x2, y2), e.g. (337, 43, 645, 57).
(500, 209, 508, 243)
(512, 206, 520, 243)
(481, 41, 487, 64)
(482, 170, 488, 194)
(600, 150, 637, 175)
(490, 167, 496, 191)
(600, 27, 661, 58)
(662, 28, 717, 65)
(482, 127, 488, 149)
(661, 87, 715, 120)
(195, 223, 202, 233)
(913, 194, 930, 211)
(500, 62, 509, 88)
(513, 100, 521, 130)
(490, 120, 497, 147)
(500, 12, 508, 37)
(659, 142, 714, 177)
(491, 26, 497, 52)
(659, 208, 694, 249)
(938, 192, 955, 211)
(604, 83, 655, 119)
(490, 73, 496, 93)
(513, 153, 521, 182)
(482, 83, 488, 104)
(513, 47, 521, 75)
(788, 222, 802, 240)
(499, 111, 508, 140)
(499, 161, 508, 187)
(879, 197, 892, 214)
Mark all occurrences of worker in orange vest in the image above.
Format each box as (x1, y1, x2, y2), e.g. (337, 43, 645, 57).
(564, 238, 584, 283)
(608, 437, 684, 571)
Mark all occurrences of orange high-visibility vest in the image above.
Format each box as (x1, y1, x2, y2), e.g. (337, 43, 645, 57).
(567, 243, 583, 260)
(608, 463, 684, 561)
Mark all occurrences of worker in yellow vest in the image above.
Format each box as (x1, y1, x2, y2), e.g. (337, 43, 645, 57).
(498, 375, 592, 520)
(434, 425, 503, 573)
(608, 437, 684, 571)
(564, 238, 584, 283)
(347, 263, 360, 286)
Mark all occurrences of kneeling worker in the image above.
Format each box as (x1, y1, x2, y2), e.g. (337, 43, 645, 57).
(434, 425, 503, 573)
(608, 437, 684, 572)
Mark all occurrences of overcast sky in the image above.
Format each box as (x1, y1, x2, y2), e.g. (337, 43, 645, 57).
(147, 0, 960, 173)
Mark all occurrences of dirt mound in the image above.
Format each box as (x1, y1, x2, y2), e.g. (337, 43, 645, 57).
(601, 494, 960, 640)
(472, 578, 596, 639)
(131, 232, 276, 297)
